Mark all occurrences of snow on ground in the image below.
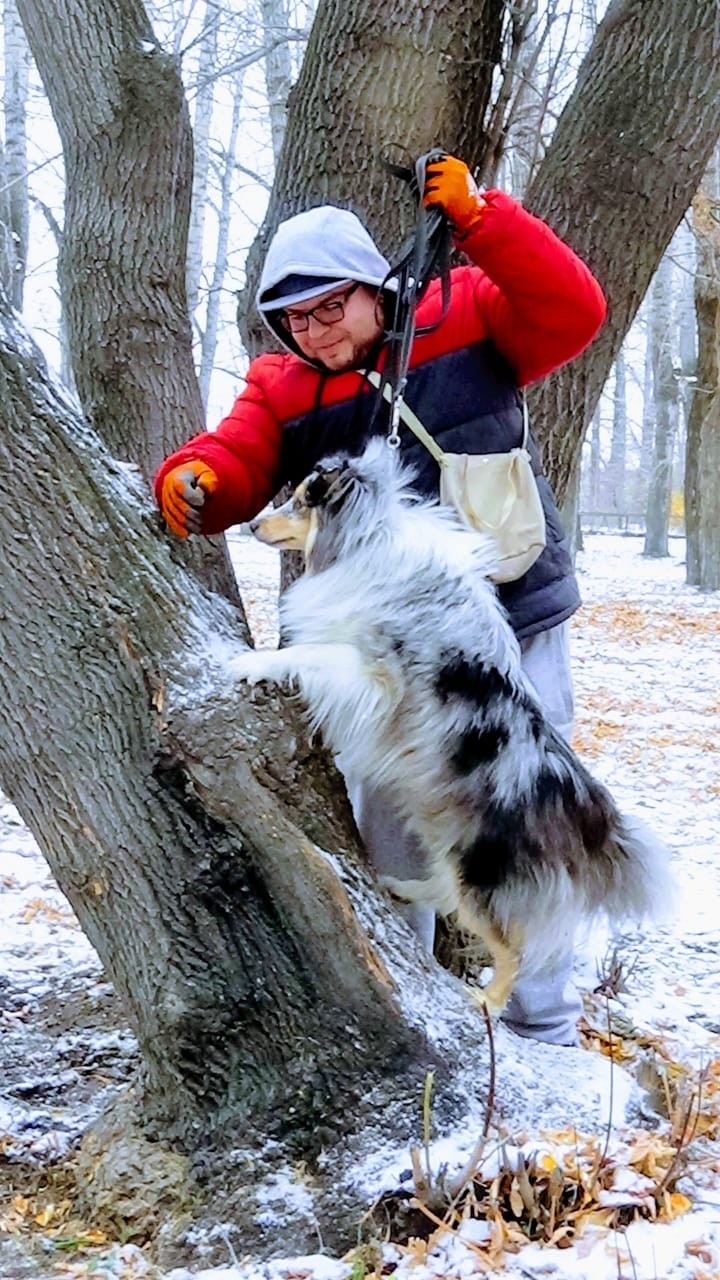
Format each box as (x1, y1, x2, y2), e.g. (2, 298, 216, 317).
(0, 533, 718, 1280)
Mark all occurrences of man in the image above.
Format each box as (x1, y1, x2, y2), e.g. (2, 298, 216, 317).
(155, 154, 606, 1045)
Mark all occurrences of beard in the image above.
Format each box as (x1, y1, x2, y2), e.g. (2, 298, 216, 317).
(317, 329, 384, 372)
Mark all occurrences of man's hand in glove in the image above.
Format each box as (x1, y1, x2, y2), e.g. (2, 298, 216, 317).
(158, 460, 218, 537)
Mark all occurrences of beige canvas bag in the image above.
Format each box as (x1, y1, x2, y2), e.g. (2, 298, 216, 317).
(365, 372, 547, 584)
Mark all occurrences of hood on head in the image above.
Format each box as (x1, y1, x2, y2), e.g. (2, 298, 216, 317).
(256, 205, 392, 362)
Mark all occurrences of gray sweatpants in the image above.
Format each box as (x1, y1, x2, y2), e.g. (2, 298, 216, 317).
(342, 620, 582, 1047)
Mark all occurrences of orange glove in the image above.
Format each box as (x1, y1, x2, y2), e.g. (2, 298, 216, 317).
(422, 153, 486, 240)
(159, 460, 218, 537)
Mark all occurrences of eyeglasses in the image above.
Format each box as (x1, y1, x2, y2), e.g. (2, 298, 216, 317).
(279, 282, 361, 334)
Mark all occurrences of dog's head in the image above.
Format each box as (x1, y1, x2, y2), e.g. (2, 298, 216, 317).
(249, 438, 412, 569)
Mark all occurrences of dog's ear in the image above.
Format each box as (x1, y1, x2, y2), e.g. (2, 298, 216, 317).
(305, 467, 331, 508)
(305, 462, 353, 509)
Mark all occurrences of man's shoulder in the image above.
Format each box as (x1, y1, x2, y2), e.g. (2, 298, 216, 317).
(248, 348, 308, 385)
(246, 349, 324, 420)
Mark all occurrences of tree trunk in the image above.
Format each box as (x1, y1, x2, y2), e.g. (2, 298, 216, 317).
(1, 298, 631, 1254)
(17, 0, 245, 612)
(238, 0, 506, 352)
(526, 0, 720, 504)
(686, 165, 720, 588)
(10, 0, 720, 1227)
(16, 0, 199, 472)
(644, 254, 678, 557)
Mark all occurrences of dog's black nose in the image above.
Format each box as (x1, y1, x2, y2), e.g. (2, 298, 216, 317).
(248, 517, 261, 534)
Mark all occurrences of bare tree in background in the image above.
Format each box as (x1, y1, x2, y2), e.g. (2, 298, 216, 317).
(639, 318, 654, 501)
(686, 148, 720, 589)
(185, 0, 219, 320)
(2, 0, 29, 309)
(644, 253, 678, 557)
(261, 0, 293, 164)
(607, 347, 627, 513)
(198, 69, 244, 409)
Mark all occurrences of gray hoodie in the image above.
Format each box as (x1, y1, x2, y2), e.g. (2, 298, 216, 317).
(255, 205, 392, 360)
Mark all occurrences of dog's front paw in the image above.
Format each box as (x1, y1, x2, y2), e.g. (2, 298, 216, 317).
(227, 653, 275, 687)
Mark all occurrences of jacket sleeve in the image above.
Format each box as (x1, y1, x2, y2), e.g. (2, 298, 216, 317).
(153, 358, 284, 535)
(460, 189, 607, 385)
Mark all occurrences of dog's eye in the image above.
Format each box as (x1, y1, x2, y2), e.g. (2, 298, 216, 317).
(305, 473, 330, 507)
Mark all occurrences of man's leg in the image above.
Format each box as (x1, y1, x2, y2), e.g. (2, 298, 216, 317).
(340, 769, 437, 953)
(502, 620, 582, 1045)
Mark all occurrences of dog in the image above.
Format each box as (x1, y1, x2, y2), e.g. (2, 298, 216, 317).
(228, 439, 670, 1011)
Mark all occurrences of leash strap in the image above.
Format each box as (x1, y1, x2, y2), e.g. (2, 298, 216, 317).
(375, 150, 454, 447)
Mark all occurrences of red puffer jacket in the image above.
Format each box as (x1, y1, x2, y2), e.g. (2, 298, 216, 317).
(155, 191, 605, 537)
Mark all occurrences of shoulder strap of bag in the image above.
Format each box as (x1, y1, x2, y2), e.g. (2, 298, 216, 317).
(366, 370, 531, 463)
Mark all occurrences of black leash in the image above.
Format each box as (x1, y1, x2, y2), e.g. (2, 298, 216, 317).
(375, 150, 454, 447)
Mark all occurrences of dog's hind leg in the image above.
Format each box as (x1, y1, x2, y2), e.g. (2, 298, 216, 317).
(380, 866, 460, 919)
(460, 909, 524, 1014)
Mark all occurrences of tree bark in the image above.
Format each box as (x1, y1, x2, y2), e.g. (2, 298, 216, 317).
(526, 0, 720, 504)
(686, 171, 720, 589)
(16, 0, 199, 473)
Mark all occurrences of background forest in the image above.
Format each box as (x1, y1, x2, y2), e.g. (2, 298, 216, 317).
(0, 0, 719, 1276)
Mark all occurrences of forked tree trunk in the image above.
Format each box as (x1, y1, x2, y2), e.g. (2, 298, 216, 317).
(8, 0, 720, 1221)
(0, 298, 432, 1143)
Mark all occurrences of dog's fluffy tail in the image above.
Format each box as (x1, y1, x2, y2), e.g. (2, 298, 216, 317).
(482, 805, 674, 977)
(605, 810, 674, 923)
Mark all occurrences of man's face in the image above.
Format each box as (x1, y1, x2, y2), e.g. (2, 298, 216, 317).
(280, 283, 384, 371)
